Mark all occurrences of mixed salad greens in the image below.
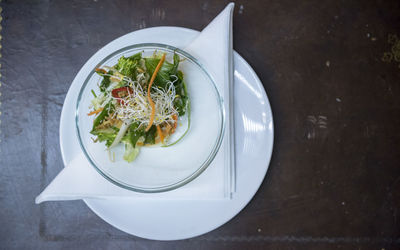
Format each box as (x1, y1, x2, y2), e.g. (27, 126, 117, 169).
(88, 51, 190, 162)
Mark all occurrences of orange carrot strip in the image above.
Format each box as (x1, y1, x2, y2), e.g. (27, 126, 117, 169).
(87, 107, 104, 116)
(145, 53, 166, 131)
(95, 68, 107, 74)
(156, 125, 164, 143)
(171, 114, 178, 134)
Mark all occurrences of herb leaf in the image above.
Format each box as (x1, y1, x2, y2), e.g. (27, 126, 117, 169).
(91, 102, 114, 131)
(144, 125, 157, 144)
(128, 122, 144, 148)
(144, 56, 175, 89)
(115, 53, 142, 80)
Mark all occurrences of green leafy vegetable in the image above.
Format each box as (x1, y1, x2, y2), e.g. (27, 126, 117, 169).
(123, 142, 140, 162)
(116, 57, 136, 79)
(128, 122, 144, 148)
(145, 54, 188, 115)
(91, 127, 119, 147)
(144, 125, 157, 144)
(173, 71, 188, 116)
(170, 53, 180, 76)
(163, 97, 191, 147)
(91, 102, 114, 131)
(144, 57, 176, 88)
(96, 70, 112, 92)
(90, 51, 190, 163)
(128, 52, 142, 61)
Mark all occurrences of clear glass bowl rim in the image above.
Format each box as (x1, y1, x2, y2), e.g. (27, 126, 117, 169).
(75, 43, 225, 193)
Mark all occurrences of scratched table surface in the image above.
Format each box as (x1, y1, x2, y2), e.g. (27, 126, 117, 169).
(1, 0, 400, 249)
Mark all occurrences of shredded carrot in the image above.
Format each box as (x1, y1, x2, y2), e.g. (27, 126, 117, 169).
(156, 125, 164, 143)
(95, 68, 107, 74)
(87, 107, 104, 116)
(145, 53, 166, 131)
(171, 114, 178, 134)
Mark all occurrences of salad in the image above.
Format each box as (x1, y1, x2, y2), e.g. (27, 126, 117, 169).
(88, 51, 190, 162)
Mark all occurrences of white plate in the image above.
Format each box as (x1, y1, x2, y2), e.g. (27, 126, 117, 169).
(60, 27, 274, 240)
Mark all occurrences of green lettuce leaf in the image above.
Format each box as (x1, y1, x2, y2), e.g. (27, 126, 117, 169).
(123, 142, 140, 162)
(128, 122, 144, 148)
(91, 102, 114, 131)
(115, 52, 142, 79)
(144, 125, 157, 144)
(95, 70, 111, 92)
(173, 70, 188, 116)
(144, 53, 179, 89)
(91, 127, 119, 147)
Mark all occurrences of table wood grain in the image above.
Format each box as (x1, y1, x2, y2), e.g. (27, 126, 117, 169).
(1, 0, 400, 249)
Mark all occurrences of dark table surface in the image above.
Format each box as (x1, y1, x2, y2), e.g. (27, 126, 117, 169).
(1, 0, 400, 249)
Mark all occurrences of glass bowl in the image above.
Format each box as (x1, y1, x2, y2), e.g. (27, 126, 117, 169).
(76, 43, 224, 193)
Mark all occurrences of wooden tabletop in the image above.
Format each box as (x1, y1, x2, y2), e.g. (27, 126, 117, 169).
(1, 0, 400, 249)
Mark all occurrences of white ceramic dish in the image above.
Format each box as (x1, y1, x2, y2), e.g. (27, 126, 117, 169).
(60, 26, 274, 240)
